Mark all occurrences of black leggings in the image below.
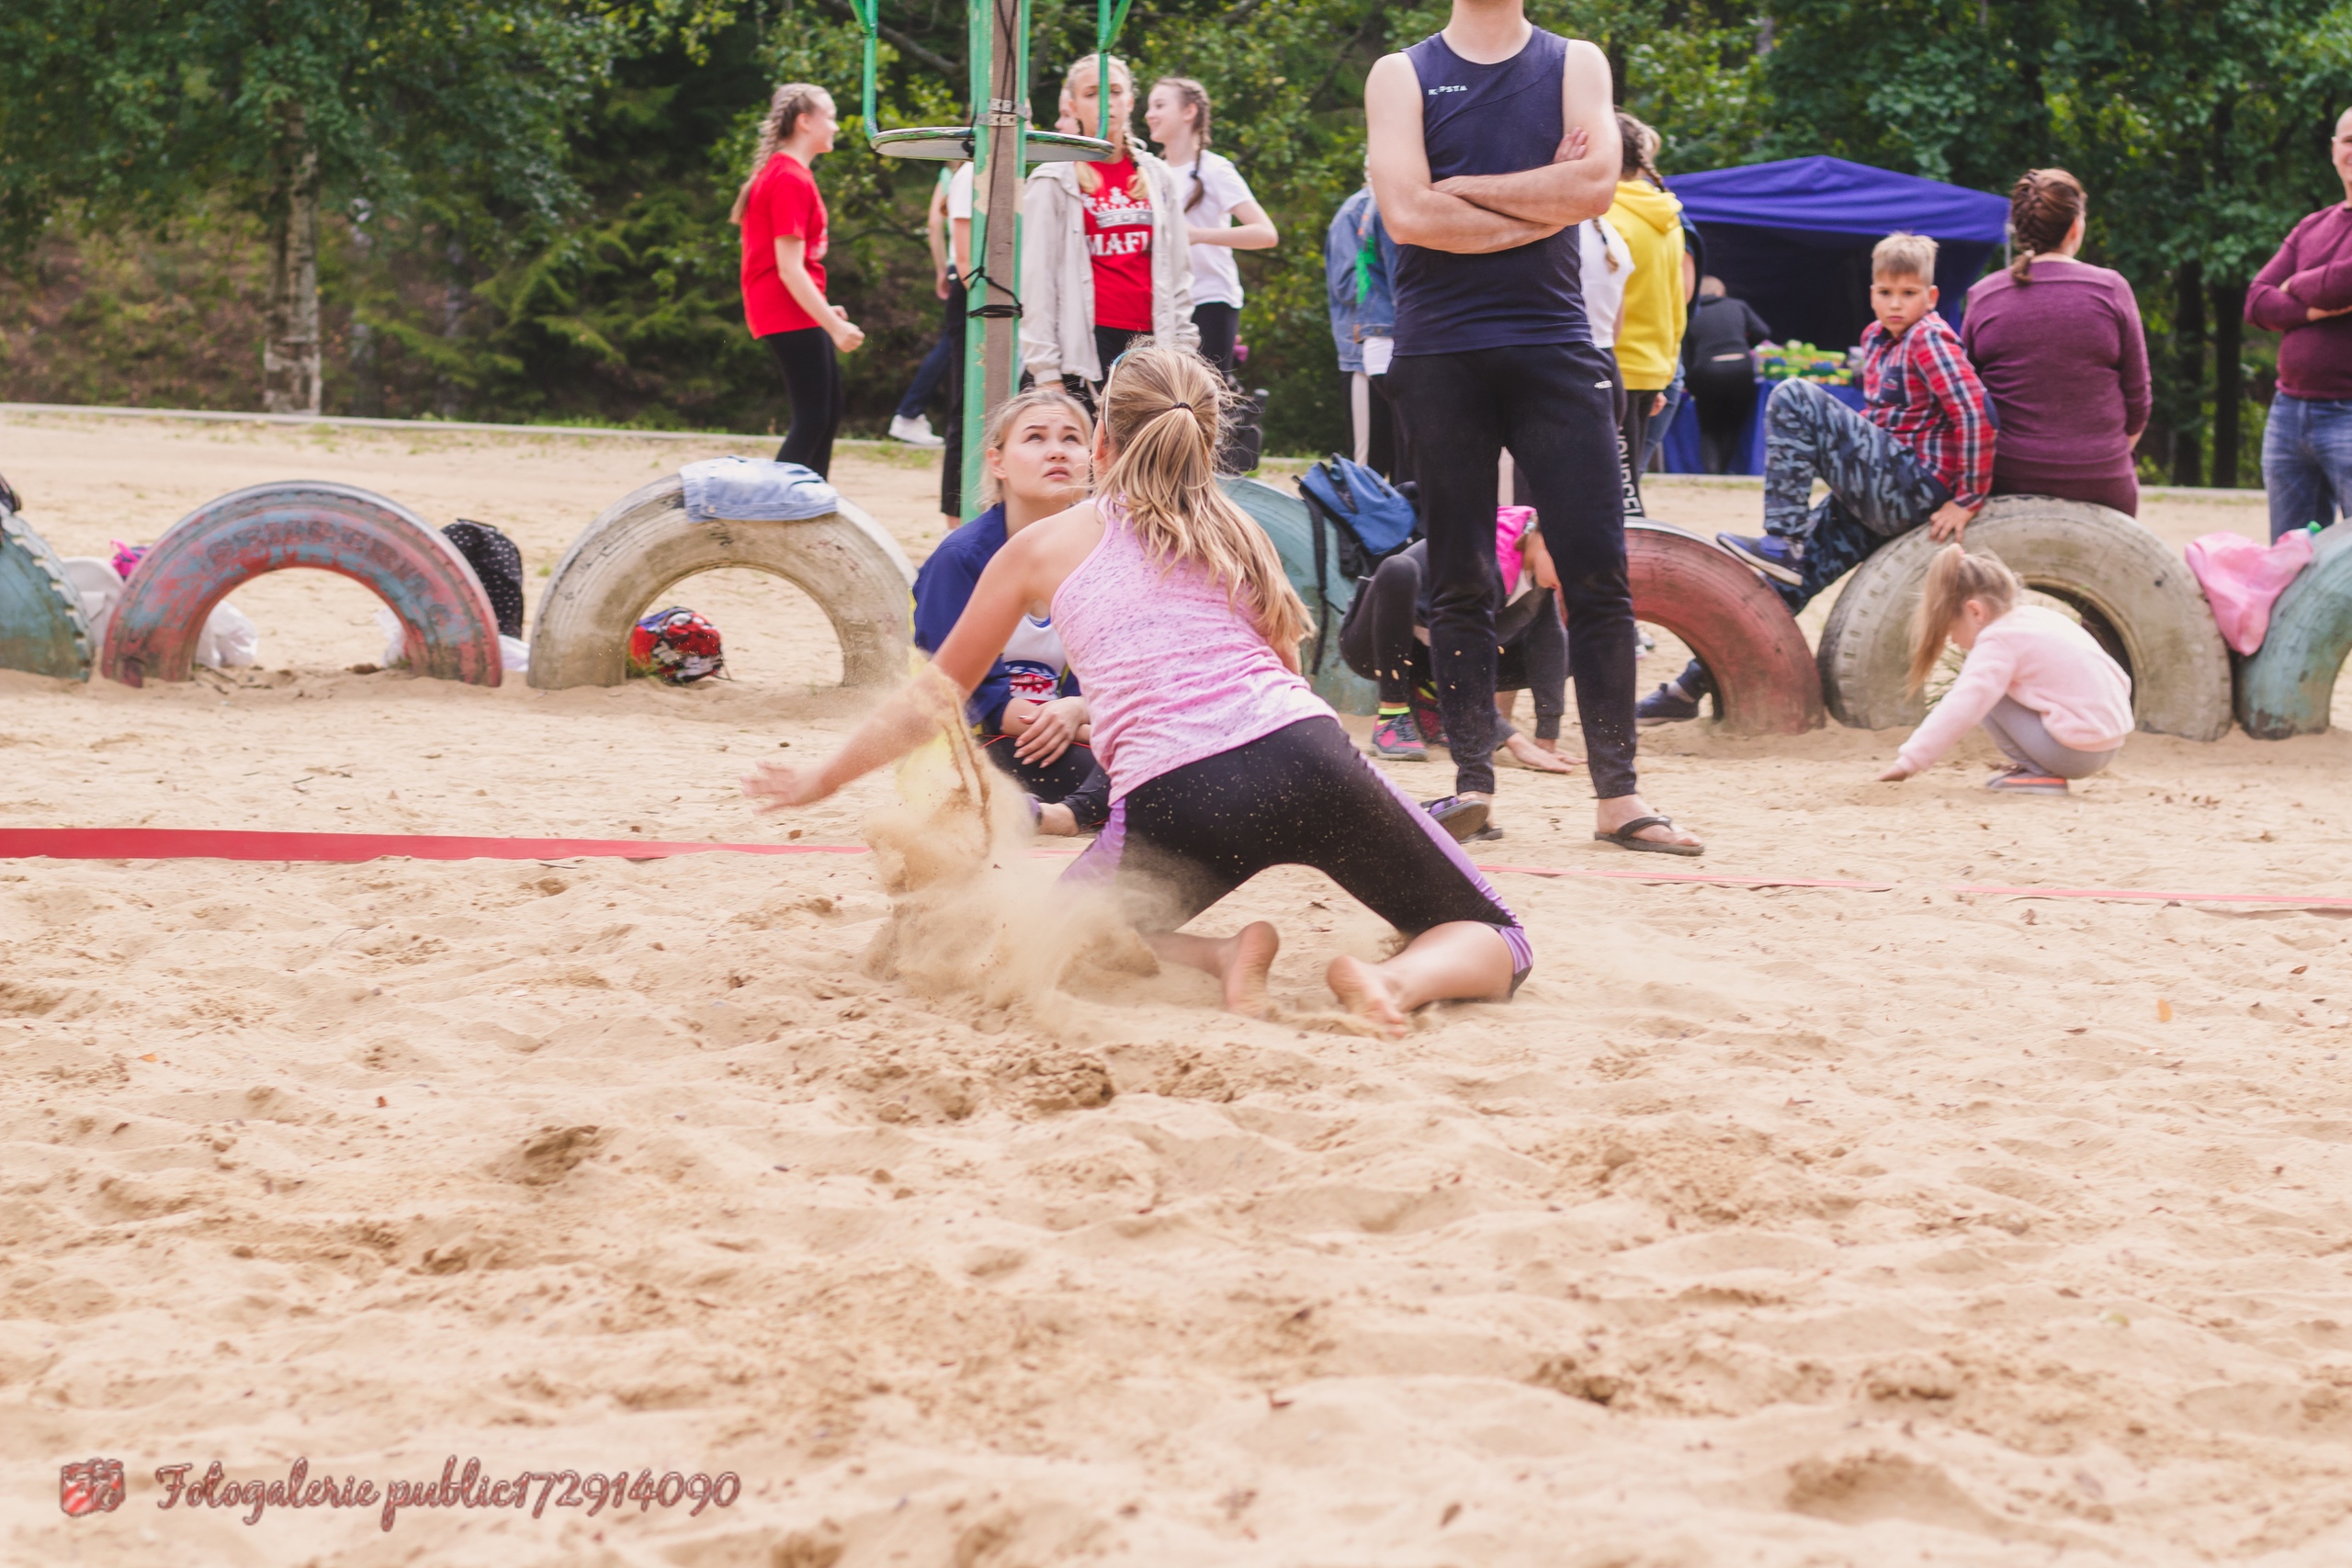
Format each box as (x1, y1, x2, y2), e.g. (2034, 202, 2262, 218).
(980, 734, 1109, 829)
(1338, 546, 1564, 740)
(1193, 302, 1240, 378)
(765, 328, 842, 479)
(1063, 716, 1530, 982)
(1619, 387, 1661, 518)
(1384, 339, 1637, 799)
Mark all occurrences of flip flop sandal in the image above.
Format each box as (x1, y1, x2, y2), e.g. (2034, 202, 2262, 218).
(1594, 814, 1704, 857)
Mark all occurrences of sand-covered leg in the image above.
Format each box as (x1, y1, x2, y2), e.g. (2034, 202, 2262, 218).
(1326, 920, 1515, 1037)
(1148, 922, 1280, 1018)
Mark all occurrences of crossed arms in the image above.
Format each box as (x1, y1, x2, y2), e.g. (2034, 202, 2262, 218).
(1364, 37, 1619, 255)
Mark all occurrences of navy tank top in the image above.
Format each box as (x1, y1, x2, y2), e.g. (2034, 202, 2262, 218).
(1391, 28, 1589, 355)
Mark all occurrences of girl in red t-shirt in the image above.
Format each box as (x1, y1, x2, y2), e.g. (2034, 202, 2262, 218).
(1019, 56, 1199, 403)
(732, 83, 865, 478)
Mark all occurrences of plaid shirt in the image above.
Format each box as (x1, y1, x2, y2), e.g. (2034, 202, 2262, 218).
(1860, 310, 1995, 511)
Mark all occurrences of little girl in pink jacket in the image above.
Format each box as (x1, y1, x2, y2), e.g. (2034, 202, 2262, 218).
(1877, 546, 2133, 795)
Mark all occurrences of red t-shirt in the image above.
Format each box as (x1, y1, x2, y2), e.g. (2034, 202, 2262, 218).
(1081, 157, 1155, 333)
(740, 153, 828, 337)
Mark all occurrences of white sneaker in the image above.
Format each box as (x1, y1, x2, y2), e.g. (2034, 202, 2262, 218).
(890, 413, 945, 447)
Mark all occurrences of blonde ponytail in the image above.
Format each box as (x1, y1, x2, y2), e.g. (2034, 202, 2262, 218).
(1907, 545, 2020, 691)
(1099, 346, 1309, 653)
(731, 83, 831, 224)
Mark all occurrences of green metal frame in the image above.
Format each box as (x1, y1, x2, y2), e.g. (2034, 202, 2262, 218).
(845, 0, 1127, 504)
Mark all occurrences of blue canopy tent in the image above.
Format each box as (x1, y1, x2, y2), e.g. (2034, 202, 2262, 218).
(1658, 157, 2009, 475)
(1669, 155, 2009, 344)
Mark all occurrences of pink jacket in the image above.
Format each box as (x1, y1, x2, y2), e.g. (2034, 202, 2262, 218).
(1897, 604, 2133, 773)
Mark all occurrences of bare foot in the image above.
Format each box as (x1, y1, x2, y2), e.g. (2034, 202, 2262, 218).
(1223, 921, 1280, 1017)
(1326, 954, 1410, 1037)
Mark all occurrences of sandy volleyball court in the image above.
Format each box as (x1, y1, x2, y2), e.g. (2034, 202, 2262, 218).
(5, 408, 2352, 1565)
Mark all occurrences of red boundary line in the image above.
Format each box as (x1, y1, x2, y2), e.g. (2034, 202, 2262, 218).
(0, 828, 2343, 910)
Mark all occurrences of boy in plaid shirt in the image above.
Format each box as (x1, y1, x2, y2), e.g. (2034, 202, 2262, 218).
(1645, 232, 1995, 722)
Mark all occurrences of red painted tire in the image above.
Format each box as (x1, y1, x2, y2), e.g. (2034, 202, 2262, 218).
(1627, 521, 1824, 734)
(100, 481, 501, 687)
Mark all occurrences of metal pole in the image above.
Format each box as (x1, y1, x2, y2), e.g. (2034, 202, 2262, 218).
(960, 0, 1028, 506)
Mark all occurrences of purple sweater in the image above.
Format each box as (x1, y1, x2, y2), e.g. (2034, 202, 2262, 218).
(1962, 258, 2150, 487)
(2247, 204, 2352, 400)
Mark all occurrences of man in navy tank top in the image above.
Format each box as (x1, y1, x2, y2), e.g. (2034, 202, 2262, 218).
(1366, 0, 1702, 855)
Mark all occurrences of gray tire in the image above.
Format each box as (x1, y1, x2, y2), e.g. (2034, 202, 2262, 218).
(0, 503, 92, 681)
(1817, 495, 2232, 740)
(528, 474, 915, 690)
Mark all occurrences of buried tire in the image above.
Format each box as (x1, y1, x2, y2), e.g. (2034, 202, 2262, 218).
(101, 481, 501, 687)
(528, 473, 914, 690)
(0, 498, 93, 681)
(2237, 528, 2352, 739)
(1816, 495, 2232, 740)
(1629, 521, 1823, 734)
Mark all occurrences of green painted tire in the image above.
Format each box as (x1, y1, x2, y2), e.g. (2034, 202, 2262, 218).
(2236, 527, 2352, 739)
(0, 501, 93, 681)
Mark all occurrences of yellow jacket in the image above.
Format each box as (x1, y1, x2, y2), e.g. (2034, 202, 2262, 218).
(1609, 180, 1687, 389)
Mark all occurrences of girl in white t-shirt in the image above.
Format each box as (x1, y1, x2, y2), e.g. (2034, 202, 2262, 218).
(1145, 77, 1280, 378)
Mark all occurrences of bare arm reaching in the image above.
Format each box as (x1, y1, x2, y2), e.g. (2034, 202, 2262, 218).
(1425, 41, 1619, 227)
(1365, 52, 1560, 255)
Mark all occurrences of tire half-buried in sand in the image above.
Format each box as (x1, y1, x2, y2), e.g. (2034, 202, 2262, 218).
(0, 500, 93, 681)
(1629, 521, 1824, 735)
(102, 480, 501, 687)
(529, 473, 914, 690)
(2236, 525, 2352, 739)
(1816, 495, 2233, 740)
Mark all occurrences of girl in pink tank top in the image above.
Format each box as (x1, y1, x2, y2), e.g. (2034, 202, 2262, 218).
(745, 346, 1530, 1036)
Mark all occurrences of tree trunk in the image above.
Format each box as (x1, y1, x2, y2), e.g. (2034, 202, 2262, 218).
(262, 112, 322, 414)
(2172, 261, 2205, 487)
(2209, 279, 2246, 489)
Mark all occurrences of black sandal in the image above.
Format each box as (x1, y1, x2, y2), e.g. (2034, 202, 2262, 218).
(1594, 814, 1704, 857)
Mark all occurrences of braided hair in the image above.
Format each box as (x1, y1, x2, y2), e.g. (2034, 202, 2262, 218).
(730, 83, 831, 224)
(1616, 112, 1660, 183)
(2007, 168, 2085, 285)
(1152, 77, 1216, 211)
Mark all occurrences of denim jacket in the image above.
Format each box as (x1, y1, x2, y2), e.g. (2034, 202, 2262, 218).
(1325, 186, 1396, 373)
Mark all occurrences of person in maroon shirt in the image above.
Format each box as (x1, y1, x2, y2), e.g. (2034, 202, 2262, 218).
(733, 83, 865, 479)
(2247, 107, 2352, 539)
(1963, 170, 2151, 516)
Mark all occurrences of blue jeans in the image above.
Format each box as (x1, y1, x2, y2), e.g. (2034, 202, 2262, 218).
(2261, 392, 2352, 541)
(895, 324, 956, 421)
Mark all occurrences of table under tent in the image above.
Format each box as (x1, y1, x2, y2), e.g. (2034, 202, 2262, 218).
(1657, 156, 2010, 476)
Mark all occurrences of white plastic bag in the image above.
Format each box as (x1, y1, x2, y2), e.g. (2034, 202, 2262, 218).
(195, 602, 259, 669)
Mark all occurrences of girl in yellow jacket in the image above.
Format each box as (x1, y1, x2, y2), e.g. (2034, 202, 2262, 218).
(1607, 114, 1687, 514)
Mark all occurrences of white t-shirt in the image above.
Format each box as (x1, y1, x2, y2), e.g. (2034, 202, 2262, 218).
(1166, 151, 1256, 309)
(1579, 217, 1634, 350)
(947, 161, 973, 220)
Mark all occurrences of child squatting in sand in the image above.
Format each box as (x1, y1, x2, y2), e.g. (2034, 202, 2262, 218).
(745, 347, 1530, 1033)
(1877, 545, 2132, 795)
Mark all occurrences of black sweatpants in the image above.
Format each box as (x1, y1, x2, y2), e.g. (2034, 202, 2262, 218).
(938, 274, 968, 518)
(1385, 340, 1637, 799)
(1337, 545, 1564, 741)
(765, 327, 842, 479)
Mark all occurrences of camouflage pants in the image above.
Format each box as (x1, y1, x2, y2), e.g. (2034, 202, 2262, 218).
(1761, 378, 1950, 613)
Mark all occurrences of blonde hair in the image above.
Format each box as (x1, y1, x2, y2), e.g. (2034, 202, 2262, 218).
(1907, 545, 2020, 691)
(978, 387, 1094, 507)
(1873, 231, 1939, 283)
(1066, 55, 1140, 197)
(1099, 346, 1309, 652)
(731, 84, 831, 224)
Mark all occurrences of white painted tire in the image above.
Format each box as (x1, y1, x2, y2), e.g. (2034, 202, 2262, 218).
(528, 474, 915, 690)
(1816, 495, 2233, 740)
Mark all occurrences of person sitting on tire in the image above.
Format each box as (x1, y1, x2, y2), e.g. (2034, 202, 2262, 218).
(1874, 545, 2131, 795)
(1339, 514, 1578, 826)
(1644, 232, 1994, 723)
(911, 389, 1110, 835)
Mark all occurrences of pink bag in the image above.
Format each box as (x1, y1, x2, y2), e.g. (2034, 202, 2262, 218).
(1495, 506, 1537, 589)
(2185, 530, 2313, 655)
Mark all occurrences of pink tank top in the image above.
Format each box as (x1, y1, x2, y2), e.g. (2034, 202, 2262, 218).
(1052, 494, 1331, 800)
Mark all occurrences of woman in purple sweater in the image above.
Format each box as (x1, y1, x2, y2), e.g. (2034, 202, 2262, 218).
(1962, 169, 2151, 516)
(2245, 107, 2352, 540)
